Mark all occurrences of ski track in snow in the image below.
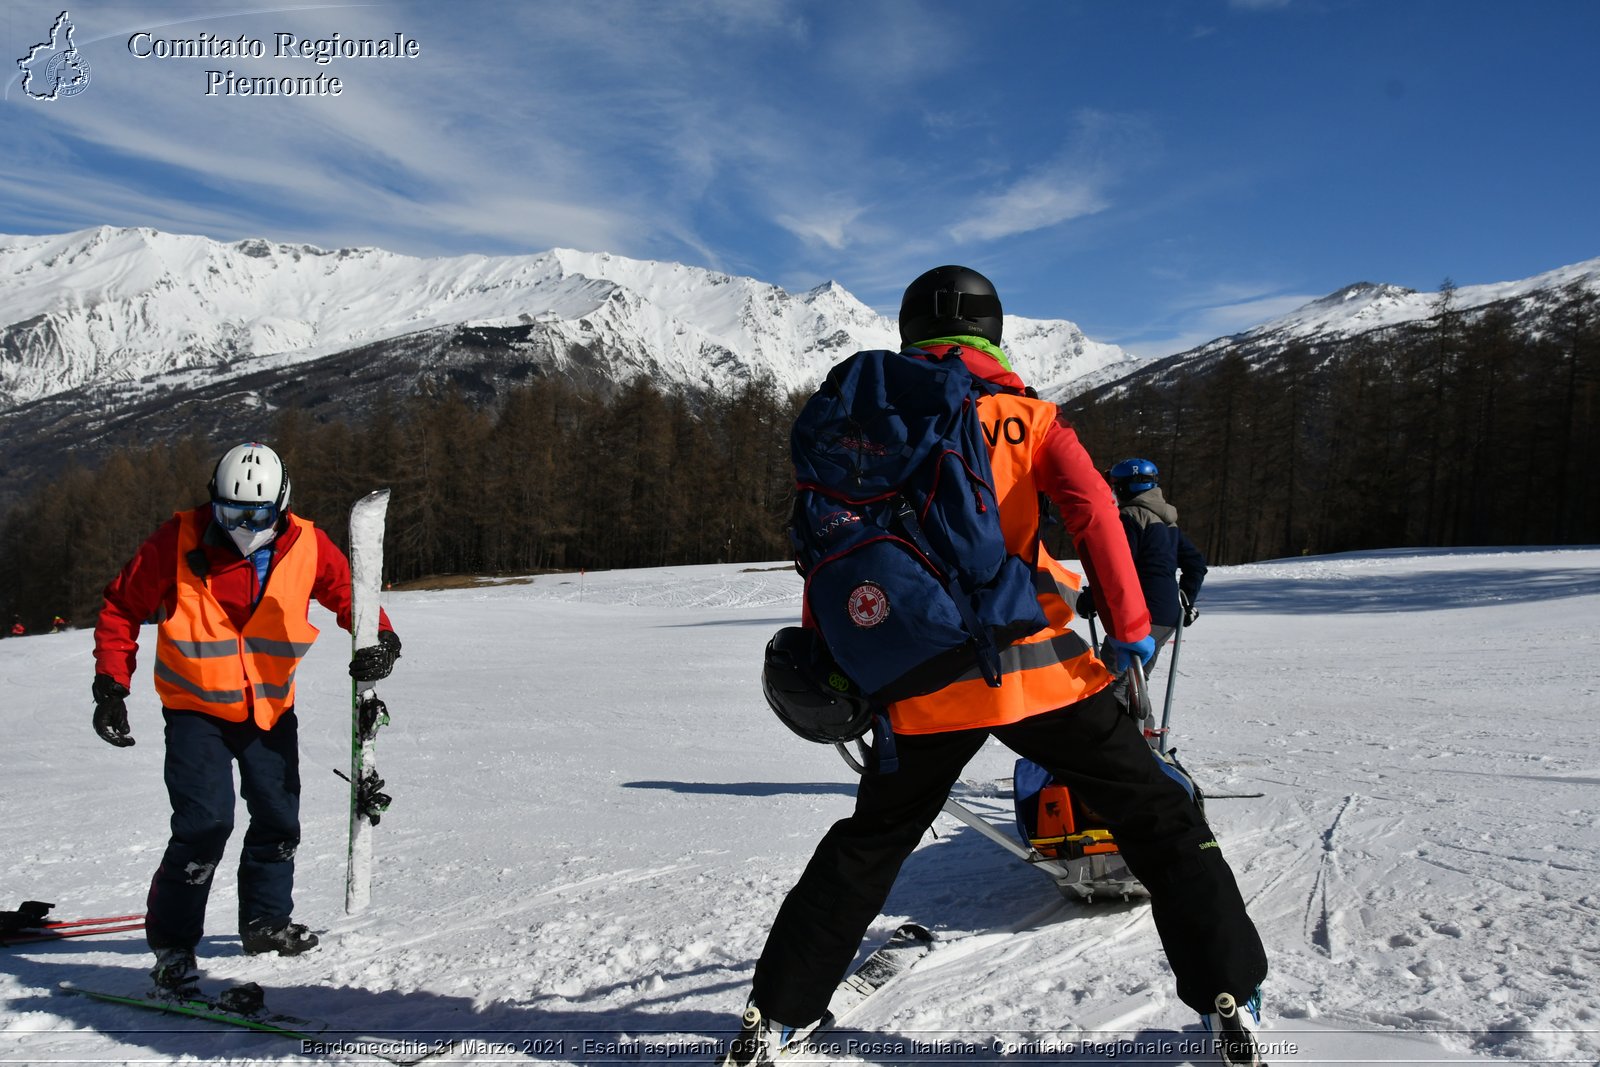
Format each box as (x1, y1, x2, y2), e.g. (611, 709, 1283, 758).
(2, 548, 1597, 1065)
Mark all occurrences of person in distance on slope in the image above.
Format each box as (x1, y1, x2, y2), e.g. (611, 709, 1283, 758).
(91, 442, 402, 991)
(1080, 457, 1208, 677)
(722, 267, 1268, 1067)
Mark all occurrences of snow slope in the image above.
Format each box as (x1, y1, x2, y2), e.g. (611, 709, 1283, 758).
(2, 547, 1597, 1065)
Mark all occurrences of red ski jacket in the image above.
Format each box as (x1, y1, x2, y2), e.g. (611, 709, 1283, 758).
(94, 507, 394, 696)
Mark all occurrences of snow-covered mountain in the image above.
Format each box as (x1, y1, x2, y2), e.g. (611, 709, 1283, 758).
(1066, 257, 1600, 410)
(0, 226, 1134, 413)
(1175, 258, 1600, 367)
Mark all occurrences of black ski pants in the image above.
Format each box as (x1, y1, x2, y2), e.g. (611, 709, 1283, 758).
(750, 685, 1267, 1025)
(145, 708, 301, 951)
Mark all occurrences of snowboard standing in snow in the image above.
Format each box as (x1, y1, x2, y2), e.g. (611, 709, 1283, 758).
(344, 489, 392, 914)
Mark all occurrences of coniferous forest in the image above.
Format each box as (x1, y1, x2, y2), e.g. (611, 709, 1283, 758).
(1060, 282, 1600, 565)
(0, 377, 802, 630)
(1, 283, 1596, 630)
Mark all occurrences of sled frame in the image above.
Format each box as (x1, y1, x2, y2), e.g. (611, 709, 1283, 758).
(834, 738, 1146, 903)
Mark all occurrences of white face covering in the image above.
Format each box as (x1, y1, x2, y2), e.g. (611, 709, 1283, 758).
(227, 523, 277, 557)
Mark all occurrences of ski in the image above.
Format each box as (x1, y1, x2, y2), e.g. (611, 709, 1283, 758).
(58, 981, 440, 1066)
(722, 923, 934, 1064)
(345, 488, 391, 915)
(33, 913, 145, 930)
(822, 921, 935, 1028)
(3, 920, 146, 947)
(1, 902, 145, 947)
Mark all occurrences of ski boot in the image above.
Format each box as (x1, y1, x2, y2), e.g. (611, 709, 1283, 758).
(149, 947, 200, 996)
(1204, 989, 1263, 1066)
(717, 998, 800, 1066)
(241, 920, 319, 956)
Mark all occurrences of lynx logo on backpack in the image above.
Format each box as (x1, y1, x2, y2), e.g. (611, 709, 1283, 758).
(816, 510, 862, 541)
(847, 582, 890, 628)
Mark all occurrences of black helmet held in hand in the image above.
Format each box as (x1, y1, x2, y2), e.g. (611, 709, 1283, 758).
(898, 264, 1004, 348)
(761, 627, 875, 744)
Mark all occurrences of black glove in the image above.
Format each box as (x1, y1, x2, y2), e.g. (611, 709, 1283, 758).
(1075, 587, 1097, 620)
(91, 674, 135, 747)
(0, 900, 54, 935)
(350, 629, 401, 682)
(1180, 590, 1200, 627)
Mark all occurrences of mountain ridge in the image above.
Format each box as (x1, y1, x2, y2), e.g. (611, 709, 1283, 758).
(2, 225, 1595, 521)
(1186, 256, 1600, 361)
(0, 226, 1134, 412)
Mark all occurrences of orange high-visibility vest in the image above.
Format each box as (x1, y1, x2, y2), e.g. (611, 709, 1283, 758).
(154, 512, 321, 729)
(886, 392, 1114, 735)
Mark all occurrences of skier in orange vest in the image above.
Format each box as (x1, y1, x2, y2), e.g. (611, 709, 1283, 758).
(92, 442, 402, 991)
(724, 267, 1267, 1067)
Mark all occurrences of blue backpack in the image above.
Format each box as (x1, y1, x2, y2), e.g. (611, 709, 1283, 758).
(788, 347, 1047, 700)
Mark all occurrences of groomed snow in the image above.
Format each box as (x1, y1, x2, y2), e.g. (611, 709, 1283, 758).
(2, 546, 1596, 1065)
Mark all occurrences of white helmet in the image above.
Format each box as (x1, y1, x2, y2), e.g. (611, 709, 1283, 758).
(209, 442, 291, 554)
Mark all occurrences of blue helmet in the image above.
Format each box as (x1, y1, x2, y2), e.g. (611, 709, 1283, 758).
(1108, 457, 1159, 496)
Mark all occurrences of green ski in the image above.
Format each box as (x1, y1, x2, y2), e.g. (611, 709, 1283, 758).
(59, 981, 441, 1065)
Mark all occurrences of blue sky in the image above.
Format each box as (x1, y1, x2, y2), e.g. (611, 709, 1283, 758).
(3, 0, 1596, 356)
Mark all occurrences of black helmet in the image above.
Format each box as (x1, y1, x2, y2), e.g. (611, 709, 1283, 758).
(761, 627, 875, 744)
(898, 265, 1003, 348)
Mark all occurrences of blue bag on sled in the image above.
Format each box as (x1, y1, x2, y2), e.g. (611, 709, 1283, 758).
(788, 347, 1046, 701)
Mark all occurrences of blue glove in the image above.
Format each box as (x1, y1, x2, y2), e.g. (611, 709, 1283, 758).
(1107, 635, 1156, 674)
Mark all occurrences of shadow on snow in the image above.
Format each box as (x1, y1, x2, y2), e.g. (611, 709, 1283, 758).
(1206, 564, 1600, 614)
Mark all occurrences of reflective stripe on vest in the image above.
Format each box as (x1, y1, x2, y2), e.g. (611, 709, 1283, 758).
(887, 393, 1114, 735)
(153, 510, 322, 728)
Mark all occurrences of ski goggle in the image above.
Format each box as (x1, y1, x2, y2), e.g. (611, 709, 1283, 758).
(213, 501, 279, 532)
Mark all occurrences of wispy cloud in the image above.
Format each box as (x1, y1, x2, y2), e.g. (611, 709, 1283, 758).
(944, 109, 1151, 244)
(1, 3, 1138, 310)
(2, 2, 837, 259)
(774, 200, 867, 251)
(1116, 286, 1318, 359)
(949, 172, 1109, 243)
(17, 0, 1564, 360)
